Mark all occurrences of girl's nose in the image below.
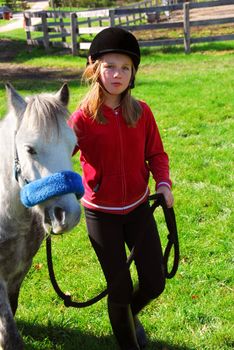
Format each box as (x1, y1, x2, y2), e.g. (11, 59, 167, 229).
(113, 69, 121, 77)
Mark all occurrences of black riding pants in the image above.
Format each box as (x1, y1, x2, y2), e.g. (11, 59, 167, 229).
(84, 201, 165, 304)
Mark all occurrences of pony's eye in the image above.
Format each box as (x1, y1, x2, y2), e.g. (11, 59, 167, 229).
(25, 146, 37, 155)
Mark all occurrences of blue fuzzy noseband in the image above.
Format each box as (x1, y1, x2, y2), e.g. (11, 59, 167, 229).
(20, 171, 84, 208)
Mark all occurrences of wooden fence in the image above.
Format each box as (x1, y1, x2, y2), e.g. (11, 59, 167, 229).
(24, 0, 234, 54)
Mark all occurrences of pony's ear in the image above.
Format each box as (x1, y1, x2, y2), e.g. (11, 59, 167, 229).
(56, 83, 69, 106)
(5, 83, 27, 118)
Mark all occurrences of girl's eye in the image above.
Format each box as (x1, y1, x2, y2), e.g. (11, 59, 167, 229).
(103, 63, 113, 69)
(123, 66, 130, 71)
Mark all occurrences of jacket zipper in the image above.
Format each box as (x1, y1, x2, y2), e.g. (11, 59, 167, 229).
(115, 111, 126, 209)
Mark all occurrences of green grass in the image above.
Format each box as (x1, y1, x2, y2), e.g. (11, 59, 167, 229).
(0, 19, 12, 26)
(0, 34, 233, 349)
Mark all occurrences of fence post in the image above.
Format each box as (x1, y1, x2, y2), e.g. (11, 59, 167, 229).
(23, 12, 31, 43)
(183, 2, 191, 54)
(70, 12, 78, 56)
(109, 9, 115, 27)
(139, 4, 143, 22)
(59, 17, 66, 43)
(41, 11, 49, 52)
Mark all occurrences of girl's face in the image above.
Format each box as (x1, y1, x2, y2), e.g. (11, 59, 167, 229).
(99, 53, 133, 97)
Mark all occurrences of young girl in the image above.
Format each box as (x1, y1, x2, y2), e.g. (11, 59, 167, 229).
(68, 27, 174, 350)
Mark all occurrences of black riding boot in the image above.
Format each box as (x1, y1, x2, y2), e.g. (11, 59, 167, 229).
(131, 289, 152, 349)
(108, 299, 140, 350)
(133, 316, 147, 349)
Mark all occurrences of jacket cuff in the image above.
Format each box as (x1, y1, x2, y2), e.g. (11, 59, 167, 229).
(156, 182, 171, 190)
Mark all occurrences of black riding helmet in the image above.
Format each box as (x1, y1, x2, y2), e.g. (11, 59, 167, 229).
(88, 27, 141, 71)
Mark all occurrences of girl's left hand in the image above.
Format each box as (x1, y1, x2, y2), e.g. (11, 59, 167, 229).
(157, 186, 174, 208)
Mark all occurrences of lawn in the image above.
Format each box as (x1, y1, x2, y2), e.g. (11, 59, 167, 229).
(0, 36, 233, 350)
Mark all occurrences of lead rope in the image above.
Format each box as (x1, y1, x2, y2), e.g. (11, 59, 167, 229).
(46, 193, 180, 308)
(149, 193, 180, 279)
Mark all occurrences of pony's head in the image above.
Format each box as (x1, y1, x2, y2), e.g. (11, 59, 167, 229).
(6, 83, 82, 234)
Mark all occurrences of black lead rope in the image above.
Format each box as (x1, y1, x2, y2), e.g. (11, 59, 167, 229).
(46, 193, 180, 308)
(149, 193, 180, 279)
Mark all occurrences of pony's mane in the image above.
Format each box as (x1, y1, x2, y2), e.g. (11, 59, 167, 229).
(23, 93, 69, 139)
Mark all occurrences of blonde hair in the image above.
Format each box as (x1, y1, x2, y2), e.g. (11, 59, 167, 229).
(79, 59, 142, 126)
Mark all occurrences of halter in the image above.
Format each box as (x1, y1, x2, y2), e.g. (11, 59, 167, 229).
(14, 130, 84, 206)
(13, 130, 29, 186)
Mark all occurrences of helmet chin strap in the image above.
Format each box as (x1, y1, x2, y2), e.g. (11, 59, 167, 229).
(98, 79, 111, 95)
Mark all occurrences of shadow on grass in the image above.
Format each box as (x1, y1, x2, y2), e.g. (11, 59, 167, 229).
(0, 37, 27, 63)
(0, 79, 82, 97)
(0, 34, 86, 66)
(0, 37, 84, 85)
(18, 320, 193, 350)
(0, 66, 83, 85)
(141, 41, 234, 56)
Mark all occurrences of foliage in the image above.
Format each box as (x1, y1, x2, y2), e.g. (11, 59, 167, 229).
(0, 0, 27, 11)
(49, 0, 130, 9)
(49, 0, 146, 9)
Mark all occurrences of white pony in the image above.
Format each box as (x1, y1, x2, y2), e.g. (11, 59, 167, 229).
(0, 84, 81, 350)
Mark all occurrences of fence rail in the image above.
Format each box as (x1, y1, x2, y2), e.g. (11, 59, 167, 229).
(24, 0, 234, 54)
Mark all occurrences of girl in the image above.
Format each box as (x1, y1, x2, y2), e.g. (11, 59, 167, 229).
(68, 27, 174, 350)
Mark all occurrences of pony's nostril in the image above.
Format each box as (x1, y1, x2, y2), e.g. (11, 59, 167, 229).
(54, 207, 65, 224)
(44, 206, 67, 234)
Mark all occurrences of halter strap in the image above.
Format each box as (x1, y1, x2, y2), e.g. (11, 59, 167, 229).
(13, 130, 29, 186)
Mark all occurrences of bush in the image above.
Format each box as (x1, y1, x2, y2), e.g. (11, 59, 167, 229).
(50, 0, 140, 9)
(1, 0, 27, 11)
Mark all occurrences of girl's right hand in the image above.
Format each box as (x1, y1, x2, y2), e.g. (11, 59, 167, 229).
(157, 186, 174, 208)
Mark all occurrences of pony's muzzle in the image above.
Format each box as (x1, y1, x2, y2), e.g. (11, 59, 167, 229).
(44, 203, 81, 234)
(50, 206, 66, 234)
(19, 170, 84, 234)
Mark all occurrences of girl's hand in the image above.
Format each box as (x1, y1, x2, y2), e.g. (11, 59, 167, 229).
(157, 186, 174, 208)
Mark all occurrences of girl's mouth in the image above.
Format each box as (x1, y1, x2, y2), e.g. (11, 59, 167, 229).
(112, 82, 122, 87)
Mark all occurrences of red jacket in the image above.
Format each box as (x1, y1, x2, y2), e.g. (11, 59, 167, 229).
(68, 101, 171, 214)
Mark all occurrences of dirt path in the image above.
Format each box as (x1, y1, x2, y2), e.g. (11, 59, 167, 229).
(0, 62, 82, 82)
(169, 4, 234, 21)
(189, 4, 234, 20)
(0, 0, 48, 33)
